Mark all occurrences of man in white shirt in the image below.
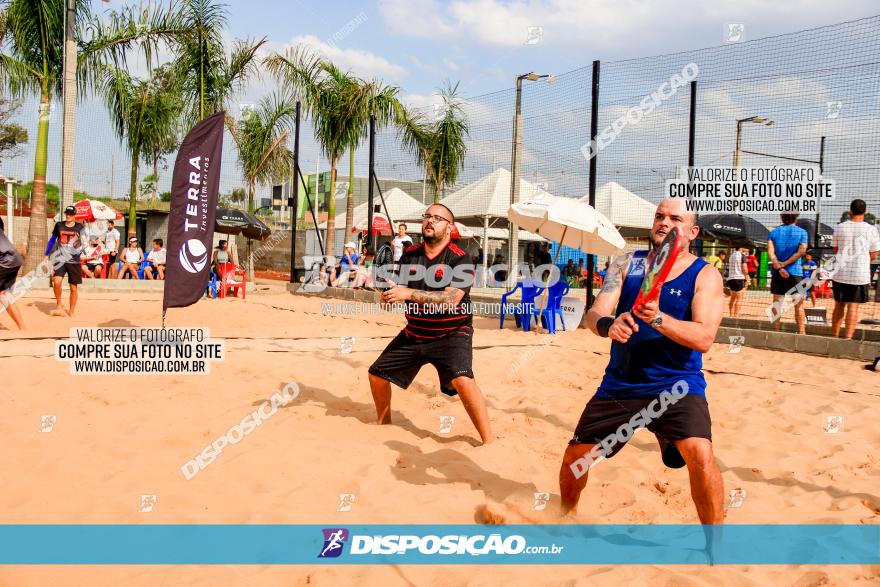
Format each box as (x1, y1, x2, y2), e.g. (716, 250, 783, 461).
(105, 220, 121, 278)
(392, 223, 413, 262)
(144, 238, 167, 280)
(831, 199, 880, 339)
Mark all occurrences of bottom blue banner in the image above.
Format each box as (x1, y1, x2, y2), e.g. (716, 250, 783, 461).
(0, 525, 877, 564)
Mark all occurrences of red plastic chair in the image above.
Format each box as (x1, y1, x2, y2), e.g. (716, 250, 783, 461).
(218, 263, 247, 299)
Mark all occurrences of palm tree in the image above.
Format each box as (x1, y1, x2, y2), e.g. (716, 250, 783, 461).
(341, 78, 402, 238)
(0, 0, 179, 272)
(400, 80, 469, 203)
(228, 93, 296, 280)
(99, 65, 181, 237)
(172, 0, 265, 125)
(265, 46, 369, 257)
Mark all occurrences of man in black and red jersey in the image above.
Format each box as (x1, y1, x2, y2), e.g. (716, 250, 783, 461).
(368, 204, 496, 444)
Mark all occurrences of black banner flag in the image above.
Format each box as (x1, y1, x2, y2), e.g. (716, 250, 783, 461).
(163, 111, 225, 317)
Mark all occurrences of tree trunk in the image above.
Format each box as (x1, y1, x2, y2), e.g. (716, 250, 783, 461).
(325, 157, 338, 259)
(21, 94, 52, 275)
(128, 147, 140, 238)
(246, 179, 255, 282)
(152, 156, 158, 202)
(343, 148, 355, 240)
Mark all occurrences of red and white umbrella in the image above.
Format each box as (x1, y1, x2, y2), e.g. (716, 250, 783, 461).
(73, 199, 123, 222)
(354, 214, 393, 236)
(450, 222, 474, 239)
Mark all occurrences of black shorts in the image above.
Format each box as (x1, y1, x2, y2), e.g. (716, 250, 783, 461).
(0, 266, 19, 292)
(569, 394, 712, 469)
(832, 281, 869, 303)
(54, 262, 83, 285)
(107, 252, 117, 266)
(726, 279, 746, 292)
(369, 330, 474, 389)
(85, 262, 103, 271)
(770, 273, 803, 296)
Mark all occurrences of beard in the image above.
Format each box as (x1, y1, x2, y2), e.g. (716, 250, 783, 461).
(422, 232, 441, 244)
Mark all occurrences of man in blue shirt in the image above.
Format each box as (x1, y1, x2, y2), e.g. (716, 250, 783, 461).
(767, 214, 809, 333)
(801, 251, 819, 307)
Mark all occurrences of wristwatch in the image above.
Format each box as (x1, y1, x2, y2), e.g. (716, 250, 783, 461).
(650, 313, 664, 329)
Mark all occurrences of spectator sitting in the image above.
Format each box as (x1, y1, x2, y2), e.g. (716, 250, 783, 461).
(333, 242, 359, 287)
(144, 238, 167, 280)
(82, 236, 104, 279)
(212, 240, 235, 276)
(118, 237, 144, 279)
(563, 259, 576, 278)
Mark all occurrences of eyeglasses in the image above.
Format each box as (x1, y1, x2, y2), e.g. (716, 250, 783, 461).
(422, 213, 451, 224)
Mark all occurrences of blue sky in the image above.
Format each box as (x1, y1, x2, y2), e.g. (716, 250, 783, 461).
(2, 0, 879, 214)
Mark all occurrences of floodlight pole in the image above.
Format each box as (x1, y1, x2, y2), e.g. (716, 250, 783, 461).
(507, 76, 524, 287)
(60, 0, 78, 211)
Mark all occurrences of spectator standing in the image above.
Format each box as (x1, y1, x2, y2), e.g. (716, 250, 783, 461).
(104, 219, 121, 278)
(392, 223, 413, 262)
(768, 214, 809, 334)
(726, 247, 750, 317)
(830, 199, 880, 339)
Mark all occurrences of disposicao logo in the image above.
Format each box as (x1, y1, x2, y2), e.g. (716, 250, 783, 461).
(179, 239, 208, 273)
(318, 528, 349, 558)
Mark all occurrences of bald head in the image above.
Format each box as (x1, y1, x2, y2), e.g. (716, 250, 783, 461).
(656, 198, 697, 227)
(650, 198, 700, 248)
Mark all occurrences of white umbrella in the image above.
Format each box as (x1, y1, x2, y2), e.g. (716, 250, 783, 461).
(508, 193, 626, 333)
(509, 193, 625, 257)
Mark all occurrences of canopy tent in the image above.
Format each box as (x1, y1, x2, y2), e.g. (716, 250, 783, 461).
(578, 181, 657, 237)
(402, 168, 552, 223)
(320, 187, 424, 233)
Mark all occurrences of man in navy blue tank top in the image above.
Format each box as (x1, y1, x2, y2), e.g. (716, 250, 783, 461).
(560, 199, 725, 524)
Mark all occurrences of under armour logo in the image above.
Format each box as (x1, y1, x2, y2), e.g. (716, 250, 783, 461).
(668, 288, 683, 296)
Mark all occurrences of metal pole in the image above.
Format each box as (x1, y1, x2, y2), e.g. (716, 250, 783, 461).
(60, 0, 78, 210)
(587, 60, 600, 308)
(508, 76, 523, 286)
(733, 120, 743, 168)
(688, 80, 697, 168)
(368, 114, 377, 252)
(290, 101, 301, 283)
(482, 215, 489, 287)
(815, 135, 825, 250)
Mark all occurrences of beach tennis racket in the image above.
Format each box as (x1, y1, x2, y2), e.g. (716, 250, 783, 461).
(632, 227, 685, 312)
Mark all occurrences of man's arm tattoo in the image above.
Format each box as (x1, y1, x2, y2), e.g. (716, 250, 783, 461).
(600, 253, 632, 294)
(411, 289, 459, 305)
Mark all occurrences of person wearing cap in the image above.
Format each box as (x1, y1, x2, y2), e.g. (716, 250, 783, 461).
(44, 205, 87, 316)
(81, 235, 105, 279)
(118, 236, 144, 280)
(333, 241, 359, 287)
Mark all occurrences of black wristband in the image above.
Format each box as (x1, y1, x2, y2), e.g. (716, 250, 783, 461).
(596, 316, 614, 338)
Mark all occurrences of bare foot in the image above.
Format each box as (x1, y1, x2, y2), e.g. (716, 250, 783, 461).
(374, 415, 392, 425)
(474, 503, 507, 525)
(49, 307, 69, 317)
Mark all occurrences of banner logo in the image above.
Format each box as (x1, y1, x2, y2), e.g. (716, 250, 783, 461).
(179, 239, 208, 274)
(318, 528, 349, 558)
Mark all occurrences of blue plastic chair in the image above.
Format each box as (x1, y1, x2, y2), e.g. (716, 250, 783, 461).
(528, 280, 570, 334)
(116, 259, 150, 280)
(500, 280, 541, 330)
(205, 272, 219, 299)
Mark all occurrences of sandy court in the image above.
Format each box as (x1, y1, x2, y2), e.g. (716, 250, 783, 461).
(1, 286, 878, 585)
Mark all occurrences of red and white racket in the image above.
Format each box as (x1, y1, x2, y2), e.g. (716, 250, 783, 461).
(632, 227, 685, 312)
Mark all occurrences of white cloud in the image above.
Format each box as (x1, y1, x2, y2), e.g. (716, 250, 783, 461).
(379, 0, 879, 50)
(270, 35, 408, 82)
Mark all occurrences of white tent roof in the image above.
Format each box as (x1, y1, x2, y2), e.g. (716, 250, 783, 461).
(403, 168, 552, 222)
(579, 181, 657, 231)
(320, 187, 425, 230)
